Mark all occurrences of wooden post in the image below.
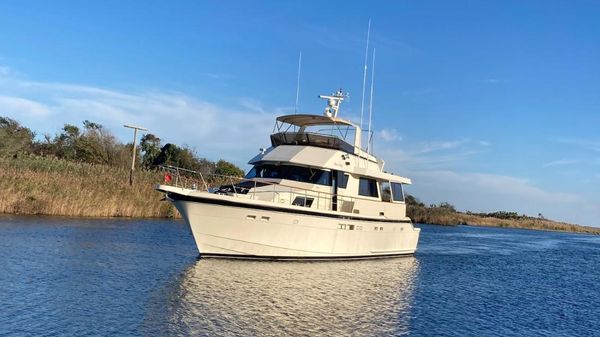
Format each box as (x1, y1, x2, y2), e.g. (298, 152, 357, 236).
(124, 124, 148, 186)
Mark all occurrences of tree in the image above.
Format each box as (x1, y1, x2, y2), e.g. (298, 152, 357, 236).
(405, 194, 425, 208)
(0, 117, 35, 157)
(76, 121, 114, 165)
(53, 124, 81, 160)
(154, 143, 195, 170)
(215, 160, 244, 177)
(153, 143, 217, 173)
(438, 202, 456, 212)
(140, 133, 161, 169)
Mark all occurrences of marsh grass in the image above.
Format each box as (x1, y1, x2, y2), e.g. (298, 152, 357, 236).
(3, 155, 598, 235)
(408, 205, 600, 235)
(0, 156, 175, 217)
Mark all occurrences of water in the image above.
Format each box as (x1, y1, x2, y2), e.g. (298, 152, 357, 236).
(1, 216, 599, 336)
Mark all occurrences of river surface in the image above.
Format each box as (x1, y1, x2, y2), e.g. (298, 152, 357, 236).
(1, 215, 599, 337)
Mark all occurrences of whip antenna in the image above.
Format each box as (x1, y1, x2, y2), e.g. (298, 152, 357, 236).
(294, 51, 302, 114)
(367, 48, 376, 154)
(360, 18, 371, 131)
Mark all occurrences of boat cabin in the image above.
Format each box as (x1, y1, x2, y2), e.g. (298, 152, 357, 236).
(238, 90, 411, 220)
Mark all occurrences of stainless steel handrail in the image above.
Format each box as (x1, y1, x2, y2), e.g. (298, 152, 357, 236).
(158, 164, 359, 212)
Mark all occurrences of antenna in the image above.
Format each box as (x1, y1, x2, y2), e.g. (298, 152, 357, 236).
(359, 18, 371, 130)
(367, 48, 376, 154)
(295, 51, 302, 114)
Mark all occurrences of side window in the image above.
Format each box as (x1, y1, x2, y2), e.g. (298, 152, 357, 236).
(337, 171, 349, 189)
(358, 178, 379, 198)
(380, 181, 391, 202)
(391, 183, 404, 202)
(245, 167, 257, 179)
(311, 169, 331, 186)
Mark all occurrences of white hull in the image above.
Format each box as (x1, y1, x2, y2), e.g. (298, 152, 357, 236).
(167, 188, 420, 259)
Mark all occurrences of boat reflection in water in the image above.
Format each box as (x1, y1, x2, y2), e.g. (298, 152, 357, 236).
(144, 257, 419, 336)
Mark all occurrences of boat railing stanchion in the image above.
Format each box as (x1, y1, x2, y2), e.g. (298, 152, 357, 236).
(317, 191, 320, 210)
(199, 172, 208, 191)
(175, 167, 180, 187)
(333, 193, 336, 212)
(332, 194, 335, 211)
(230, 176, 237, 197)
(303, 189, 307, 207)
(253, 180, 257, 200)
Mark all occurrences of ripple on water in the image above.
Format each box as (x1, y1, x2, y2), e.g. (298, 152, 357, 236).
(1, 218, 600, 337)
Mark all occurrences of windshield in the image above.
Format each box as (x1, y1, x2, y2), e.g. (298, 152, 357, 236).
(245, 164, 332, 186)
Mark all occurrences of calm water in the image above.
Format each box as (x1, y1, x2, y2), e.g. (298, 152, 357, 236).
(1, 216, 599, 337)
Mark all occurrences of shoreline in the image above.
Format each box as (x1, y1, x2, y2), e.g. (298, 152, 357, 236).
(2, 211, 598, 236)
(408, 208, 600, 235)
(3, 156, 597, 235)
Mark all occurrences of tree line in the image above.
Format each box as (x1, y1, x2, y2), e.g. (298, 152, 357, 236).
(0, 116, 244, 176)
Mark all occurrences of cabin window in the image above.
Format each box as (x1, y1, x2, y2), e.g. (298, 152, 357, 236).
(246, 164, 331, 186)
(358, 178, 379, 198)
(391, 183, 405, 202)
(292, 197, 314, 207)
(337, 171, 349, 189)
(380, 181, 392, 202)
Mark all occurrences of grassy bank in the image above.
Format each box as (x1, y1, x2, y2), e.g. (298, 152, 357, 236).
(0, 156, 174, 217)
(408, 204, 600, 235)
(3, 155, 598, 235)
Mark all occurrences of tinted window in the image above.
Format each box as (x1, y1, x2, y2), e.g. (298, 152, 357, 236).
(380, 181, 391, 202)
(358, 178, 379, 198)
(337, 171, 349, 189)
(391, 183, 404, 202)
(245, 164, 331, 186)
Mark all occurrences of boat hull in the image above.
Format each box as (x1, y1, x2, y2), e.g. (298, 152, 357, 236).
(168, 191, 420, 260)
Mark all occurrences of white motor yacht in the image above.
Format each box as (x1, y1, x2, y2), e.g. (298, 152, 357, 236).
(156, 90, 420, 259)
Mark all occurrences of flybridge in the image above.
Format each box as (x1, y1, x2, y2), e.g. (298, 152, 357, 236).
(271, 89, 364, 154)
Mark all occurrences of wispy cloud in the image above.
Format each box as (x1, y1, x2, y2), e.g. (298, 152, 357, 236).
(0, 96, 51, 117)
(555, 138, 600, 152)
(0, 65, 278, 165)
(0, 66, 12, 77)
(543, 158, 581, 167)
(379, 128, 401, 142)
(374, 137, 490, 171)
(415, 139, 470, 154)
(405, 170, 598, 225)
(411, 170, 583, 204)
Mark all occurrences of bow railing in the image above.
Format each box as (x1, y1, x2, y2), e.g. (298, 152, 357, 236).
(158, 164, 356, 213)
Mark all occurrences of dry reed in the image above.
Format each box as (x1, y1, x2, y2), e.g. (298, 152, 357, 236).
(0, 156, 176, 218)
(408, 205, 600, 235)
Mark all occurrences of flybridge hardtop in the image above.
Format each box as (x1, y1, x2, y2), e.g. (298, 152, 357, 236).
(263, 90, 411, 185)
(275, 114, 358, 127)
(155, 89, 420, 259)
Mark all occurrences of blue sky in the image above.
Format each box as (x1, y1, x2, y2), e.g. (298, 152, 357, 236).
(1, 1, 599, 226)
